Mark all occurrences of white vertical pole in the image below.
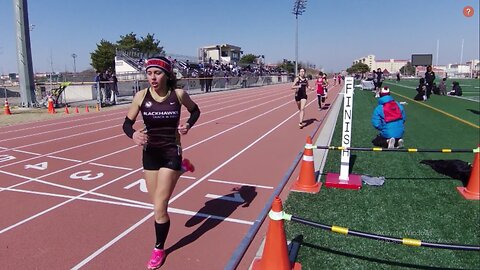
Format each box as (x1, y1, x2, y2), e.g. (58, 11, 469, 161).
(460, 39, 464, 64)
(339, 77, 354, 181)
(435, 40, 439, 66)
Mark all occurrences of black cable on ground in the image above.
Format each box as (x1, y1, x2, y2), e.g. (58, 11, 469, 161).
(289, 215, 480, 251)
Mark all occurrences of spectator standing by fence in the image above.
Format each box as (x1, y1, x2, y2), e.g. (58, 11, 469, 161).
(205, 68, 213, 92)
(198, 68, 205, 92)
(110, 73, 118, 104)
(95, 71, 106, 104)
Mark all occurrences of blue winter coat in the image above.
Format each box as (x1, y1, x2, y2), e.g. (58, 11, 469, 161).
(371, 95, 406, 138)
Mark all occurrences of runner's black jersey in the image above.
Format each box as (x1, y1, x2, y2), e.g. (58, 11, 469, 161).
(297, 77, 308, 95)
(140, 88, 181, 149)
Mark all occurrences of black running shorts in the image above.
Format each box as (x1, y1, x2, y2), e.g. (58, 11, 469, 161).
(295, 90, 307, 101)
(142, 145, 182, 171)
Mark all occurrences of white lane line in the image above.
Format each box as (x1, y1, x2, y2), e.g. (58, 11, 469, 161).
(89, 162, 133, 171)
(0, 169, 152, 208)
(0, 134, 124, 169)
(185, 98, 293, 150)
(188, 90, 292, 124)
(0, 94, 290, 205)
(0, 117, 123, 142)
(0, 125, 121, 154)
(167, 207, 253, 225)
(0, 110, 125, 136)
(0, 144, 137, 194)
(207, 179, 273, 189)
(10, 149, 41, 155)
(0, 88, 288, 160)
(71, 213, 154, 270)
(191, 92, 292, 129)
(0, 167, 143, 235)
(71, 207, 253, 270)
(187, 85, 278, 106)
(48, 156, 82, 163)
(72, 98, 317, 268)
(170, 98, 316, 204)
(180, 175, 196, 180)
(205, 193, 245, 203)
(0, 88, 277, 141)
(0, 187, 152, 210)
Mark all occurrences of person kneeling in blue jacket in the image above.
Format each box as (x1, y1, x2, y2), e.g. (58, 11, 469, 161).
(371, 87, 406, 149)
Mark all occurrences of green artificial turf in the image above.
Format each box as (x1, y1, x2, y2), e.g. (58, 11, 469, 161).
(387, 78, 480, 102)
(284, 88, 480, 269)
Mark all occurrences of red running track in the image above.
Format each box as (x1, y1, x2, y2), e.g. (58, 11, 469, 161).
(0, 82, 342, 270)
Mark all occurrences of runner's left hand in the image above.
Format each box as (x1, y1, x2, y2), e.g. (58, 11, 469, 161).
(178, 123, 190, 135)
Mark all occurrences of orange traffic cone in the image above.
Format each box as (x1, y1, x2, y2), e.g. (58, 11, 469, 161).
(291, 136, 321, 193)
(457, 147, 480, 200)
(4, 99, 12, 115)
(85, 104, 89, 112)
(64, 105, 69, 114)
(47, 97, 56, 114)
(252, 197, 301, 270)
(75, 107, 79, 113)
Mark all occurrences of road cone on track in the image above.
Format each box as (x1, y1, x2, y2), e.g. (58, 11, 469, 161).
(252, 197, 301, 270)
(64, 105, 69, 114)
(47, 96, 55, 114)
(457, 146, 480, 200)
(75, 107, 79, 113)
(291, 136, 321, 193)
(4, 99, 12, 115)
(85, 104, 89, 112)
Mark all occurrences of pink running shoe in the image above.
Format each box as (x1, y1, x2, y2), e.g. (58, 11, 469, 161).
(181, 158, 195, 173)
(147, 248, 165, 269)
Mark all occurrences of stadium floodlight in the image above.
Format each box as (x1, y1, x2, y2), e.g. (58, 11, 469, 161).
(71, 53, 77, 74)
(292, 0, 307, 77)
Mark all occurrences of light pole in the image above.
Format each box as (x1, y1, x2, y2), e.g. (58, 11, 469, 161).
(71, 53, 77, 74)
(292, 0, 307, 77)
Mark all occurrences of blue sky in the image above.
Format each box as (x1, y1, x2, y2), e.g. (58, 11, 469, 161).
(0, 0, 478, 74)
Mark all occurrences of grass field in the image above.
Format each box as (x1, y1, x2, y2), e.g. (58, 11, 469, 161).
(284, 83, 480, 269)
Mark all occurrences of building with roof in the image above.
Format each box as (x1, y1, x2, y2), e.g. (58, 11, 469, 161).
(198, 44, 242, 64)
(353, 55, 408, 74)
